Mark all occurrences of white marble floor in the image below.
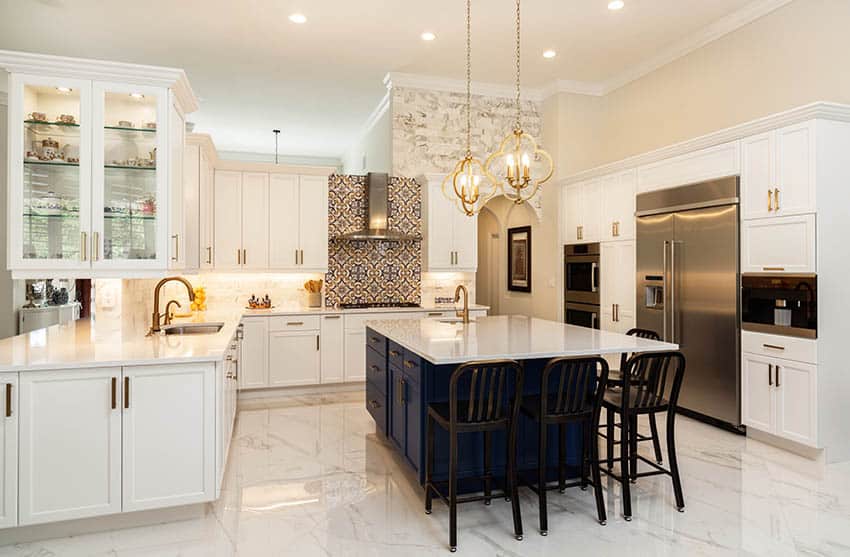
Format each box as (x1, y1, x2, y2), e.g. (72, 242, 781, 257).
(2, 392, 849, 556)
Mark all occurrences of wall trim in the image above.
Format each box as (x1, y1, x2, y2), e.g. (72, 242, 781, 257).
(0, 90, 7, 106)
(559, 101, 850, 186)
(0, 49, 199, 113)
(384, 72, 546, 103)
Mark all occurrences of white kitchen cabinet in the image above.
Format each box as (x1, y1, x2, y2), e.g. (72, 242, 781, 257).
(18, 367, 122, 525)
(213, 170, 242, 270)
(344, 330, 367, 382)
(122, 363, 215, 512)
(563, 179, 602, 244)
(636, 141, 740, 193)
(239, 317, 268, 389)
(168, 98, 188, 270)
(218, 343, 239, 491)
(240, 172, 269, 269)
(601, 170, 637, 241)
(742, 352, 817, 447)
(196, 144, 214, 269)
(422, 175, 477, 271)
(742, 122, 816, 220)
(264, 174, 329, 271)
(0, 374, 17, 529)
(268, 330, 321, 387)
(600, 240, 635, 333)
(741, 214, 816, 273)
(320, 315, 345, 384)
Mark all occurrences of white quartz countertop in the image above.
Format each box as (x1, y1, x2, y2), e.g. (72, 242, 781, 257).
(241, 303, 489, 317)
(365, 315, 679, 365)
(0, 314, 241, 373)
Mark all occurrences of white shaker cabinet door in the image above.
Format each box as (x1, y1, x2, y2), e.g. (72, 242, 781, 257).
(775, 122, 816, 217)
(741, 214, 816, 274)
(453, 209, 477, 270)
(320, 315, 345, 384)
(268, 330, 321, 387)
(240, 172, 269, 270)
(168, 100, 186, 270)
(581, 180, 603, 243)
(741, 354, 774, 434)
(268, 174, 301, 269)
(0, 374, 17, 529)
(426, 181, 456, 270)
(214, 171, 243, 270)
(122, 363, 216, 512)
(239, 317, 269, 389)
(344, 330, 367, 382)
(774, 360, 817, 447)
(741, 132, 774, 220)
(299, 175, 329, 270)
(19, 368, 122, 525)
(563, 184, 582, 244)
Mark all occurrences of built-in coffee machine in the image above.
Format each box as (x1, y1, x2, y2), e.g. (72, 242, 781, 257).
(741, 274, 817, 339)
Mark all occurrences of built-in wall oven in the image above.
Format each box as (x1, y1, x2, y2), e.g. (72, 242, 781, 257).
(564, 243, 600, 329)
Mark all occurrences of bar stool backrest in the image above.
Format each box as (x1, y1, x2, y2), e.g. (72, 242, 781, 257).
(449, 359, 524, 426)
(540, 356, 609, 421)
(622, 351, 686, 413)
(619, 328, 662, 372)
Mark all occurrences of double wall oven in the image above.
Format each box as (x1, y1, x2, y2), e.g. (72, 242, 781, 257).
(564, 243, 600, 329)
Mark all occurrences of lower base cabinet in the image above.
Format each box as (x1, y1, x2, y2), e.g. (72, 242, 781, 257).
(19, 368, 122, 525)
(122, 363, 216, 512)
(344, 329, 366, 382)
(0, 374, 18, 529)
(10, 363, 217, 528)
(269, 330, 321, 387)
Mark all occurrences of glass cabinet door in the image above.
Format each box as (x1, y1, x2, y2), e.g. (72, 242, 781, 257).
(92, 83, 167, 268)
(12, 75, 92, 269)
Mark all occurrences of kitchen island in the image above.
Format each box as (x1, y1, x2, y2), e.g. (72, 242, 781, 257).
(363, 315, 677, 487)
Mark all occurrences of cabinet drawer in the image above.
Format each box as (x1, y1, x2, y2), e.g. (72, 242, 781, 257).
(365, 380, 387, 435)
(401, 351, 421, 385)
(268, 315, 320, 332)
(742, 330, 817, 364)
(366, 329, 386, 356)
(366, 346, 387, 393)
(388, 340, 405, 369)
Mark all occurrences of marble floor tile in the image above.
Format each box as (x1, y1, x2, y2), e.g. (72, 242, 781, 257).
(2, 393, 848, 556)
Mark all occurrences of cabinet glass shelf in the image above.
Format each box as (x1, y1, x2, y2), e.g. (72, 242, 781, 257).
(104, 125, 156, 134)
(104, 164, 156, 171)
(24, 160, 80, 168)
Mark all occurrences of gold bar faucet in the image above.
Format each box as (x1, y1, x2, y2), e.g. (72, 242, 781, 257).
(149, 277, 195, 335)
(454, 284, 470, 324)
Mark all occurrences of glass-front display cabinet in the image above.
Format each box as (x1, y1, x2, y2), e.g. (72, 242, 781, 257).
(9, 74, 93, 271)
(91, 83, 167, 270)
(3, 51, 197, 278)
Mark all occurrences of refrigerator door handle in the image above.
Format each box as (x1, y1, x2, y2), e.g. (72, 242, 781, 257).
(670, 240, 680, 345)
(663, 240, 669, 342)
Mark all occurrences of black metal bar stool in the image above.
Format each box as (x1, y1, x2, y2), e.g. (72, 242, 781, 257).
(600, 350, 686, 520)
(424, 359, 524, 552)
(519, 356, 609, 535)
(602, 328, 665, 469)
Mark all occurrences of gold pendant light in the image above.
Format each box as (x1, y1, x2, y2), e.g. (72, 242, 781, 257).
(485, 0, 554, 205)
(442, 0, 500, 217)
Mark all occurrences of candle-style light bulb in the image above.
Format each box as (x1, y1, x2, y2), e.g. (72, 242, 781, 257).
(506, 154, 515, 179)
(522, 153, 530, 179)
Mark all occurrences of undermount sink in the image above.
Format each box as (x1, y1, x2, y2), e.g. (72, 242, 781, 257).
(162, 322, 224, 335)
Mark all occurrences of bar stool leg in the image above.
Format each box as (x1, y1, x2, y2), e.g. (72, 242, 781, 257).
(620, 414, 633, 521)
(508, 421, 523, 541)
(629, 415, 639, 483)
(649, 413, 663, 464)
(538, 422, 548, 535)
(666, 411, 685, 512)
(590, 421, 607, 525)
(483, 431, 492, 505)
(449, 430, 458, 552)
(425, 415, 434, 515)
(606, 408, 615, 470)
(558, 423, 566, 493)
(580, 421, 590, 490)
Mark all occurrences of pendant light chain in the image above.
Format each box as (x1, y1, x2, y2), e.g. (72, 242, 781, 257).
(514, 0, 522, 132)
(466, 0, 472, 157)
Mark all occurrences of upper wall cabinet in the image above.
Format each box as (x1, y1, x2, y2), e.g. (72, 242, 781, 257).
(636, 141, 740, 193)
(422, 175, 477, 272)
(563, 179, 602, 245)
(185, 135, 216, 269)
(742, 122, 816, 220)
(1, 51, 198, 278)
(601, 170, 637, 242)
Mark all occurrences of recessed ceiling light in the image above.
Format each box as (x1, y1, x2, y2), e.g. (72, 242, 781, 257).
(129, 92, 145, 100)
(56, 87, 72, 94)
(542, 50, 557, 59)
(608, 0, 625, 10)
(421, 31, 436, 41)
(288, 13, 307, 24)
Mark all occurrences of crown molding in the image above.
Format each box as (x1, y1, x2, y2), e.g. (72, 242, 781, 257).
(597, 0, 794, 95)
(186, 132, 219, 166)
(559, 101, 850, 186)
(384, 72, 547, 103)
(0, 91, 7, 106)
(0, 49, 199, 113)
(361, 91, 391, 138)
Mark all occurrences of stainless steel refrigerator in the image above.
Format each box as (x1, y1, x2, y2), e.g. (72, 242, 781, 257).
(636, 176, 742, 430)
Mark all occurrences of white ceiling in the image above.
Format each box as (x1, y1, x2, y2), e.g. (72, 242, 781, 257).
(0, 0, 781, 159)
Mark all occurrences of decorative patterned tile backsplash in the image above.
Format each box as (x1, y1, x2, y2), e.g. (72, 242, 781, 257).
(325, 174, 422, 306)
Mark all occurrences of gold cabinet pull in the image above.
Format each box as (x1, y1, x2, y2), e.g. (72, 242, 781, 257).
(5, 383, 11, 418)
(324, 315, 341, 320)
(171, 234, 179, 261)
(287, 321, 304, 326)
(111, 377, 117, 409)
(774, 188, 780, 211)
(123, 377, 130, 409)
(763, 267, 785, 271)
(776, 365, 781, 387)
(767, 189, 773, 211)
(768, 364, 773, 386)
(369, 365, 379, 373)
(92, 231, 100, 261)
(206, 246, 212, 264)
(80, 232, 88, 261)
(763, 343, 786, 351)
(427, 312, 443, 317)
(403, 360, 415, 369)
(243, 249, 247, 265)
(237, 249, 241, 265)
(316, 334, 320, 351)
(577, 225, 583, 241)
(389, 349, 400, 357)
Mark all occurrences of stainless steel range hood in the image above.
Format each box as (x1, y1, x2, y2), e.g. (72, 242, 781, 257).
(337, 173, 419, 241)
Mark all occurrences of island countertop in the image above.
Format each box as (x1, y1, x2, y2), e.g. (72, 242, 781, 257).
(365, 315, 679, 365)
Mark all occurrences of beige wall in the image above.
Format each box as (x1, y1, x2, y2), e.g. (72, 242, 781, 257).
(0, 86, 17, 339)
(559, 0, 850, 174)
